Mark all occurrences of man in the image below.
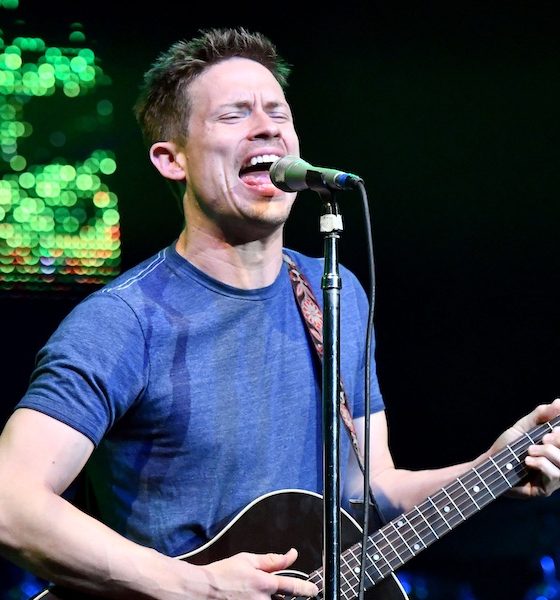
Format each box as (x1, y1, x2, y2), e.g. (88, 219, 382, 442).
(0, 27, 558, 600)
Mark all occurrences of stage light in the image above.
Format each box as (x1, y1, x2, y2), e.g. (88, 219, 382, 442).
(0, 15, 121, 291)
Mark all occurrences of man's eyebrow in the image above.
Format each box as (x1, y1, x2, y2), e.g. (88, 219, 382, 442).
(215, 100, 289, 110)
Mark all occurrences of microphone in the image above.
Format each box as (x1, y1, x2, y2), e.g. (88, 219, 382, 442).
(269, 155, 363, 193)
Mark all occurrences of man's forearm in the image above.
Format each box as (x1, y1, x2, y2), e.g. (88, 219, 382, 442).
(0, 484, 206, 599)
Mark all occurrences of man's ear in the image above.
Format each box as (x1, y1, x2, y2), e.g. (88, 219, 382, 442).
(149, 142, 187, 181)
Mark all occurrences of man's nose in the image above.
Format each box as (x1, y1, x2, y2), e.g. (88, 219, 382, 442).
(248, 110, 281, 139)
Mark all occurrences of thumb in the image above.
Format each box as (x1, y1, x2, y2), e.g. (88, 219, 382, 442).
(256, 548, 299, 573)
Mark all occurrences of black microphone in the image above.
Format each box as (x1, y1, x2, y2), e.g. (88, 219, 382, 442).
(269, 155, 363, 193)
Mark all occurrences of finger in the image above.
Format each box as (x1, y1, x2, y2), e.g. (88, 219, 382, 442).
(536, 399, 560, 424)
(513, 400, 560, 434)
(275, 574, 319, 598)
(525, 454, 560, 493)
(529, 433, 560, 460)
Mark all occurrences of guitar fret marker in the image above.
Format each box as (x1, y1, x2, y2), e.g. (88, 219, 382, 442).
(413, 543, 420, 551)
(506, 463, 513, 470)
(473, 466, 496, 498)
(472, 485, 480, 493)
(442, 488, 465, 521)
(378, 528, 403, 564)
(390, 518, 414, 556)
(457, 478, 480, 510)
(489, 456, 511, 486)
(428, 497, 452, 530)
(443, 506, 450, 513)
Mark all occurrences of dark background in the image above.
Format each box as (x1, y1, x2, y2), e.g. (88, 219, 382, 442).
(1, 1, 559, 598)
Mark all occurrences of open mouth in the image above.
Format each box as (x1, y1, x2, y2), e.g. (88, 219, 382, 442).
(239, 154, 281, 178)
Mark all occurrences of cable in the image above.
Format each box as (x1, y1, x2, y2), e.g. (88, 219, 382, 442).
(356, 179, 389, 600)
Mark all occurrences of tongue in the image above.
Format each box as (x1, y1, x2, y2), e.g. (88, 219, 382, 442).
(240, 171, 272, 187)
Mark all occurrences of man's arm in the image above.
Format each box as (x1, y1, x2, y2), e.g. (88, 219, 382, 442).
(347, 399, 560, 521)
(345, 411, 487, 522)
(0, 408, 319, 600)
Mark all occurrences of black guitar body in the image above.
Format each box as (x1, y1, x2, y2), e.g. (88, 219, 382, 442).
(33, 489, 407, 600)
(183, 489, 407, 600)
(32, 414, 560, 600)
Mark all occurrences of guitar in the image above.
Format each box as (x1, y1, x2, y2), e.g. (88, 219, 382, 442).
(32, 413, 560, 600)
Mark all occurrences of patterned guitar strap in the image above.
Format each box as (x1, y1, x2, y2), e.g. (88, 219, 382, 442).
(282, 254, 367, 470)
(283, 253, 386, 527)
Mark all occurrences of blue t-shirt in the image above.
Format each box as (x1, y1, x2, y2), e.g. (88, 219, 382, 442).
(16, 244, 384, 556)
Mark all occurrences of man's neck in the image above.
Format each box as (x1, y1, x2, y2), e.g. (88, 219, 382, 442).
(175, 227, 285, 289)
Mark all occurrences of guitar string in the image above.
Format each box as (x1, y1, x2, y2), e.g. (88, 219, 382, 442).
(297, 432, 537, 598)
(332, 417, 558, 589)
(357, 426, 545, 576)
(339, 463, 522, 589)
(284, 429, 544, 600)
(302, 417, 557, 596)
(363, 459, 524, 575)
(370, 422, 553, 578)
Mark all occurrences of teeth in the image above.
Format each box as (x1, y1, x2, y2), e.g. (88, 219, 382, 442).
(248, 154, 281, 167)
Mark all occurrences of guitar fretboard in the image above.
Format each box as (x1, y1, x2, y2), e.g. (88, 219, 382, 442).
(306, 414, 560, 599)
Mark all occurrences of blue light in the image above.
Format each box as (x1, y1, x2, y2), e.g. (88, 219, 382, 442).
(541, 556, 556, 579)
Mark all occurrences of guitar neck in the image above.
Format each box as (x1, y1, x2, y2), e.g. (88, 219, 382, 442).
(314, 414, 560, 594)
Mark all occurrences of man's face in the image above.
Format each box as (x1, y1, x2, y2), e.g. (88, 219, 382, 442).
(179, 57, 300, 237)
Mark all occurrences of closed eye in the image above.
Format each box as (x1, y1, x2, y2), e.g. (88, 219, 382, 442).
(219, 110, 250, 122)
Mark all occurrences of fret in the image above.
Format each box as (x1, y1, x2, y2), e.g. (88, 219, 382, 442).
(339, 589, 353, 600)
(390, 516, 418, 558)
(523, 431, 536, 445)
(345, 544, 376, 588)
(445, 480, 479, 520)
(456, 477, 480, 511)
(427, 495, 454, 531)
(460, 471, 488, 505)
(497, 454, 524, 488)
(364, 536, 389, 581)
(505, 444, 521, 463)
(488, 455, 514, 490)
(472, 465, 496, 500)
(309, 570, 323, 590)
(413, 503, 440, 542)
(399, 513, 427, 554)
(441, 486, 466, 521)
(377, 525, 405, 567)
(339, 551, 358, 598)
(339, 581, 353, 600)
(343, 545, 359, 573)
(500, 445, 526, 487)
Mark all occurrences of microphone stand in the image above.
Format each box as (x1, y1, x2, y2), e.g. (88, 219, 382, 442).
(315, 181, 344, 600)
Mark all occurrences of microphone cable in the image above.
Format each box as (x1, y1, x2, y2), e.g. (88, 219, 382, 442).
(355, 179, 389, 600)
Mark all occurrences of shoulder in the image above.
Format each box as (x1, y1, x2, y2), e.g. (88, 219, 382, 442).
(99, 247, 170, 297)
(48, 246, 173, 340)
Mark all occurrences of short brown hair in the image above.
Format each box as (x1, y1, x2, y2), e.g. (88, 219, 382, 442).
(133, 27, 292, 147)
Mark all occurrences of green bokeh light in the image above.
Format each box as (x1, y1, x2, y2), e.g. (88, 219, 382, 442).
(0, 17, 121, 289)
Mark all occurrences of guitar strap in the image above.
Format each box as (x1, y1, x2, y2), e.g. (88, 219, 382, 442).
(283, 253, 365, 468)
(283, 253, 386, 525)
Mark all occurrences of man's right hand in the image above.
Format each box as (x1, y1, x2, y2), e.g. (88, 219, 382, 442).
(199, 548, 319, 599)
